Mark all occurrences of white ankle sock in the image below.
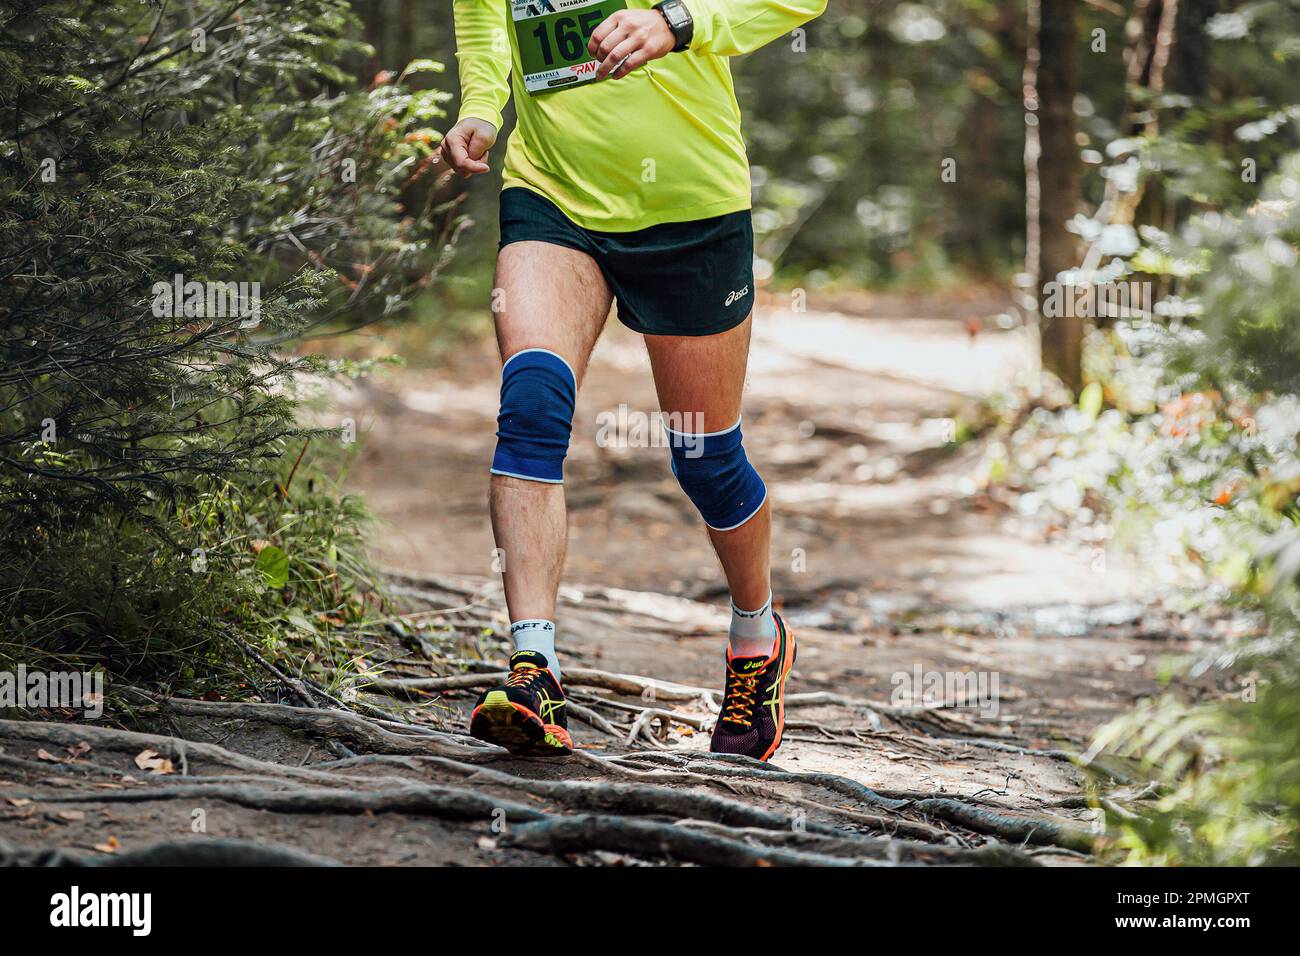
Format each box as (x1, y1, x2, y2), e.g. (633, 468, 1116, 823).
(510, 619, 560, 681)
(729, 593, 777, 658)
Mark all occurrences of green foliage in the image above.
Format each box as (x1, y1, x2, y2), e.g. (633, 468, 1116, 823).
(1094, 653, 1300, 865)
(0, 0, 460, 685)
(1092, 151, 1300, 865)
(990, 145, 1300, 862)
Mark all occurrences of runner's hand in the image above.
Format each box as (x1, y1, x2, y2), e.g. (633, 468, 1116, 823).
(440, 118, 498, 178)
(588, 10, 677, 81)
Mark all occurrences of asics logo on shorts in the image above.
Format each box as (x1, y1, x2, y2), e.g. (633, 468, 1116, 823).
(725, 286, 750, 307)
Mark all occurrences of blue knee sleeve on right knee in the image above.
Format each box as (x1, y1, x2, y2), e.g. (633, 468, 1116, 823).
(666, 417, 767, 532)
(491, 349, 577, 484)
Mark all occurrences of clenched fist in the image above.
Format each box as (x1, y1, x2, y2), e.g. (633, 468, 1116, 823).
(439, 117, 498, 178)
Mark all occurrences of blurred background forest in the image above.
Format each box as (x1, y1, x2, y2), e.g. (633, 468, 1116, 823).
(2, 0, 1299, 864)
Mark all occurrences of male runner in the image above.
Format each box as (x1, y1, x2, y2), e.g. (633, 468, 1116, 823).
(443, 0, 828, 761)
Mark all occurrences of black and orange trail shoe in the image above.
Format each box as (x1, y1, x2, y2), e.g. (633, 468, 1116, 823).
(710, 613, 796, 762)
(469, 650, 573, 756)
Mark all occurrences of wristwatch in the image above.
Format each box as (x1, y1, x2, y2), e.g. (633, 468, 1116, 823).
(653, 0, 694, 53)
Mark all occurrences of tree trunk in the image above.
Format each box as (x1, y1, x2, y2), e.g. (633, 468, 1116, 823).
(397, 0, 416, 72)
(1173, 0, 1215, 95)
(1025, 0, 1083, 393)
(361, 0, 387, 78)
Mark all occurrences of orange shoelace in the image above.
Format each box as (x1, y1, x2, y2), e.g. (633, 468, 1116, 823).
(722, 667, 764, 727)
(506, 666, 545, 688)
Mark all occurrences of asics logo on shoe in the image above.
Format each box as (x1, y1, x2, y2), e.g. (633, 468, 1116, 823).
(724, 286, 750, 306)
(740, 658, 765, 671)
(537, 688, 565, 722)
(764, 681, 783, 720)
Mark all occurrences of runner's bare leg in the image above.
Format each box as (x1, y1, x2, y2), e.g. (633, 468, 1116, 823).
(644, 316, 772, 611)
(490, 241, 613, 623)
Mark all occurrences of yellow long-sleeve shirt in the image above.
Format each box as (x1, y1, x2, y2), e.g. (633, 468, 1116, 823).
(453, 0, 828, 231)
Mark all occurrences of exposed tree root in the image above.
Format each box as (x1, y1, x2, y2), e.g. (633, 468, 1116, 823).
(226, 632, 353, 758)
(500, 814, 885, 867)
(0, 718, 494, 789)
(0, 836, 339, 867)
(614, 751, 911, 811)
(675, 820, 1037, 866)
(613, 751, 1094, 851)
(565, 700, 623, 738)
(307, 751, 971, 849)
(902, 797, 1095, 852)
(25, 779, 548, 823)
(141, 696, 502, 761)
(426, 756, 910, 840)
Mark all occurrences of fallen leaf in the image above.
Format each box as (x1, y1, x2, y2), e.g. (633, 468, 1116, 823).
(66, 741, 92, 759)
(133, 749, 174, 775)
(93, 836, 120, 854)
(6, 797, 32, 808)
(35, 749, 62, 763)
(55, 810, 86, 822)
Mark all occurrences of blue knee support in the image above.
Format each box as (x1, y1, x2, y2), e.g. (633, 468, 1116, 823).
(491, 349, 577, 484)
(666, 417, 767, 531)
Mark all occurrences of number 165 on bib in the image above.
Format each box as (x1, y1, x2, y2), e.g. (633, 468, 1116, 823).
(513, 0, 629, 95)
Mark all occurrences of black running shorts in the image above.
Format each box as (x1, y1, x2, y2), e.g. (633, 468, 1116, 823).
(498, 186, 756, 337)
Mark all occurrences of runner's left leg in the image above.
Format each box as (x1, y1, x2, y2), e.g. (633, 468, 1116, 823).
(643, 316, 773, 637)
(646, 316, 794, 761)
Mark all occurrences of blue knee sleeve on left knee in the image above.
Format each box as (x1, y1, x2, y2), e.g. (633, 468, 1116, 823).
(666, 417, 767, 531)
(492, 348, 577, 484)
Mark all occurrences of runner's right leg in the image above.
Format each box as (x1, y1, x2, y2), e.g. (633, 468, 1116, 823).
(471, 240, 612, 755)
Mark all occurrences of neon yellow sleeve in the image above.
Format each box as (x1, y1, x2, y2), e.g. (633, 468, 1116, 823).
(687, 0, 829, 56)
(453, 0, 512, 130)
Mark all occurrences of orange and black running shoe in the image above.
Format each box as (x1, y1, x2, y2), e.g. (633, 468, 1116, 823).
(469, 650, 573, 756)
(710, 613, 796, 762)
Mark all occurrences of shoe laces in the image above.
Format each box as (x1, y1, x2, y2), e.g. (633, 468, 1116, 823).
(722, 665, 765, 727)
(506, 665, 546, 689)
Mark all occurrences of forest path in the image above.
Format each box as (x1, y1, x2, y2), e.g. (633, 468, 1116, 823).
(0, 295, 1217, 866)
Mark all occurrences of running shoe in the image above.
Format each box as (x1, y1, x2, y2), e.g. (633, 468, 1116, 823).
(710, 613, 795, 761)
(469, 650, 573, 755)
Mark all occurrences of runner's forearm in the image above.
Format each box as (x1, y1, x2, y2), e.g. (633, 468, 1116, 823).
(453, 0, 512, 130)
(687, 0, 828, 56)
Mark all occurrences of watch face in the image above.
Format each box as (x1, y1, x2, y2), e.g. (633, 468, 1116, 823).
(665, 4, 689, 27)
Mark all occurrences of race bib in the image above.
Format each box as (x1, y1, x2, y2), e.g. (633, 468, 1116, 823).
(512, 0, 628, 95)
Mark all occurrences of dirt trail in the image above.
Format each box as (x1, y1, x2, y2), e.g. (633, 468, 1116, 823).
(0, 296, 1221, 866)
